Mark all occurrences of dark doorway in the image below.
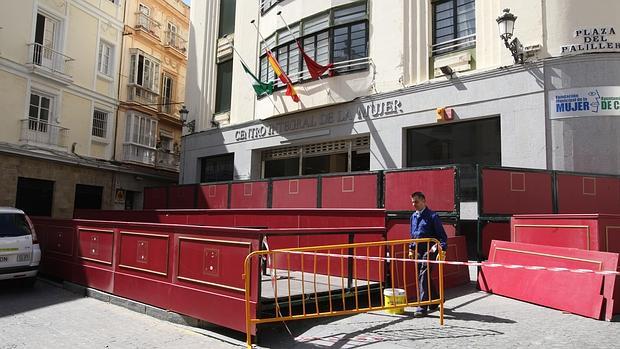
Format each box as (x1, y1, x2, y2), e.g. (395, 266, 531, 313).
(15, 177, 54, 217)
(406, 117, 501, 167)
(200, 153, 234, 182)
(74, 184, 103, 210)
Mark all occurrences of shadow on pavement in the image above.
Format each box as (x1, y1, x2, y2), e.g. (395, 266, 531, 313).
(257, 284, 514, 348)
(0, 278, 80, 318)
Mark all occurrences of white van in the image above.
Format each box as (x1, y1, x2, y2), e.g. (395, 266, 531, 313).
(0, 207, 41, 286)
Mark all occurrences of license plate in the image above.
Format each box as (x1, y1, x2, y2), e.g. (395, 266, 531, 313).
(0, 256, 7, 263)
(17, 253, 31, 262)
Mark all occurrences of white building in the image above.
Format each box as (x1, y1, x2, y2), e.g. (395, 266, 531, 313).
(182, 0, 620, 183)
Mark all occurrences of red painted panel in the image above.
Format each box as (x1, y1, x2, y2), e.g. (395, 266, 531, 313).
(77, 228, 114, 265)
(321, 174, 378, 208)
(143, 187, 168, 209)
(481, 169, 553, 215)
(196, 184, 229, 209)
(168, 185, 196, 209)
(510, 214, 620, 252)
(45, 226, 75, 257)
(387, 219, 469, 290)
(557, 174, 620, 214)
(479, 240, 618, 320)
(177, 237, 250, 292)
(271, 178, 318, 208)
(169, 284, 255, 334)
(384, 168, 456, 212)
(481, 222, 511, 259)
(118, 231, 169, 278)
(73, 264, 114, 293)
(606, 225, 620, 254)
(230, 181, 269, 208)
(513, 224, 591, 250)
(114, 272, 173, 310)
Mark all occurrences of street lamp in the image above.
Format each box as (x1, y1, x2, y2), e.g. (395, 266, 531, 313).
(496, 8, 524, 64)
(179, 105, 195, 133)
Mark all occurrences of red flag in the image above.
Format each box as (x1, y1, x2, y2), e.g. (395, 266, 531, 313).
(296, 40, 333, 80)
(266, 50, 300, 103)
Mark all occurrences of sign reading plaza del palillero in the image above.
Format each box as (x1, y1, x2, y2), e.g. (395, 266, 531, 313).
(549, 87, 620, 119)
(561, 27, 620, 55)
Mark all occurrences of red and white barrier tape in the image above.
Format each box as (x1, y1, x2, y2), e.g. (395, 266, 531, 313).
(271, 249, 620, 276)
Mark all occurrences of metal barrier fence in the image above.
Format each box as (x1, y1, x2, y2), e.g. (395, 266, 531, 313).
(243, 238, 445, 348)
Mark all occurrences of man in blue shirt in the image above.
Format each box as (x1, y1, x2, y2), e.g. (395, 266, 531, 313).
(409, 191, 448, 317)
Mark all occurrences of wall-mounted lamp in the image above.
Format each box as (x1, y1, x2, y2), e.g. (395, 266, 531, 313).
(497, 8, 525, 64)
(179, 105, 195, 133)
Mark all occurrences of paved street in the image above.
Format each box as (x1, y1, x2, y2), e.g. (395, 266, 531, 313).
(1, 279, 619, 348)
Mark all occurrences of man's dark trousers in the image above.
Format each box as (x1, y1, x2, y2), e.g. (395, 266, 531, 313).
(417, 250, 438, 309)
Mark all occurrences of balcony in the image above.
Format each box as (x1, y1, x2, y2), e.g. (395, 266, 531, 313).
(19, 118, 69, 150)
(123, 143, 155, 166)
(155, 150, 179, 171)
(135, 13, 161, 39)
(127, 84, 159, 107)
(26, 43, 74, 85)
(164, 30, 187, 56)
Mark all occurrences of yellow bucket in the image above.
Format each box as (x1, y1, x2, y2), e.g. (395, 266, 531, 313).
(383, 288, 406, 315)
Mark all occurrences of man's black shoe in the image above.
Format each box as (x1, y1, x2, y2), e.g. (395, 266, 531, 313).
(429, 304, 439, 312)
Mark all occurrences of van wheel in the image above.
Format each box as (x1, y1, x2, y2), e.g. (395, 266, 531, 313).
(22, 277, 37, 288)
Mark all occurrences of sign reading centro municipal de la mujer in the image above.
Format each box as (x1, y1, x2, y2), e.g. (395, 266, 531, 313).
(561, 27, 620, 55)
(233, 98, 404, 142)
(549, 87, 620, 119)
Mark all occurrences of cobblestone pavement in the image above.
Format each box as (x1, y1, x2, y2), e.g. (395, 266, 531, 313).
(1, 279, 618, 348)
(0, 279, 242, 349)
(258, 285, 620, 349)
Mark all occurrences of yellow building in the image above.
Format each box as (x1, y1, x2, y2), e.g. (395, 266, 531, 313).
(116, 0, 189, 174)
(0, 0, 188, 218)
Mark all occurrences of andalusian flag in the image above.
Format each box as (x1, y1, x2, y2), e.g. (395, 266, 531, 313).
(242, 61, 274, 97)
(266, 50, 300, 103)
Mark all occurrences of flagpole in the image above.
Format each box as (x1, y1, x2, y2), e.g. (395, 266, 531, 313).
(231, 30, 281, 113)
(277, 11, 329, 82)
(276, 11, 298, 42)
(250, 19, 270, 53)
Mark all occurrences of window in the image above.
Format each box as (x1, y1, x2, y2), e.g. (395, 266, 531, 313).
(200, 154, 234, 182)
(98, 41, 113, 76)
(33, 12, 60, 67)
(432, 0, 476, 55)
(129, 51, 160, 92)
(258, 3, 368, 85)
(74, 184, 103, 210)
(28, 92, 52, 132)
(218, 0, 236, 37)
(92, 110, 108, 138)
(262, 136, 370, 178)
(161, 74, 174, 113)
(15, 177, 54, 217)
(406, 117, 500, 167)
(125, 113, 157, 148)
(215, 60, 233, 113)
(260, 0, 280, 14)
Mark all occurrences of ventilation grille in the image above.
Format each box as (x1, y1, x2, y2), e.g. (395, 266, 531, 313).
(262, 136, 370, 160)
(263, 146, 300, 160)
(303, 140, 348, 156)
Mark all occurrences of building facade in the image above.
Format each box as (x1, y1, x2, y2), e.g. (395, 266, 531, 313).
(184, 0, 619, 183)
(117, 0, 189, 177)
(0, 0, 188, 218)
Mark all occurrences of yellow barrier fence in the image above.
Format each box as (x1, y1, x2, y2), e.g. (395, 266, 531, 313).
(243, 238, 445, 348)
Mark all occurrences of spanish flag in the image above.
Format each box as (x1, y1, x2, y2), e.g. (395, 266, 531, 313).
(266, 50, 300, 103)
